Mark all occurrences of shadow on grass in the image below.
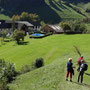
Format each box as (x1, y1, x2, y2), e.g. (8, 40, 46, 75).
(18, 41, 29, 45)
(85, 73, 90, 76)
(13, 41, 29, 45)
(72, 81, 90, 88)
(4, 40, 10, 42)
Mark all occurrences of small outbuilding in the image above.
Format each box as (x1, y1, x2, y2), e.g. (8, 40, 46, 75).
(43, 25, 64, 34)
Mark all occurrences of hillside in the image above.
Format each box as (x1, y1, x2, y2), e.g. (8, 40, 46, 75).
(0, 14, 10, 20)
(0, 0, 90, 23)
(63, 0, 90, 4)
(1, 35, 89, 90)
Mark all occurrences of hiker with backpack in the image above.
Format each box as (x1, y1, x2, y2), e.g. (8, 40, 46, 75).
(78, 56, 83, 66)
(77, 60, 88, 83)
(77, 56, 84, 71)
(66, 58, 75, 82)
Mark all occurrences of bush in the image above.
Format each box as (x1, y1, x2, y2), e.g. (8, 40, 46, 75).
(20, 64, 31, 74)
(60, 22, 71, 33)
(0, 59, 17, 83)
(0, 59, 17, 90)
(85, 9, 90, 13)
(12, 30, 25, 44)
(60, 21, 87, 34)
(20, 58, 44, 74)
(0, 80, 9, 90)
(1, 29, 8, 38)
(82, 18, 90, 23)
(34, 58, 44, 68)
(0, 29, 8, 42)
(74, 24, 87, 33)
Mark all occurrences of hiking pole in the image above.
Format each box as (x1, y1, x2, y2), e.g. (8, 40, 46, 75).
(73, 45, 87, 63)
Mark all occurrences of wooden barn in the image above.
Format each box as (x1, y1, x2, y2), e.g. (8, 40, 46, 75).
(43, 25, 64, 34)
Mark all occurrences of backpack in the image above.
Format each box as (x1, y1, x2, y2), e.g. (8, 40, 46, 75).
(83, 64, 88, 71)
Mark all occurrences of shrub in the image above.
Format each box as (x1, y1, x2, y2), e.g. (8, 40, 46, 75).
(0, 59, 17, 83)
(60, 22, 71, 33)
(20, 58, 44, 74)
(20, 64, 31, 74)
(12, 30, 25, 44)
(74, 24, 87, 33)
(0, 59, 17, 90)
(0, 29, 8, 42)
(1, 29, 8, 38)
(85, 9, 90, 13)
(82, 18, 90, 23)
(34, 58, 44, 68)
(0, 82, 8, 90)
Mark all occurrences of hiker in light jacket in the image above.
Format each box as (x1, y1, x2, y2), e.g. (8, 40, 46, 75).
(77, 60, 86, 83)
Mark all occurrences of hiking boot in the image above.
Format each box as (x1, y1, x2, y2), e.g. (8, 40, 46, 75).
(66, 79, 68, 81)
(80, 81, 83, 83)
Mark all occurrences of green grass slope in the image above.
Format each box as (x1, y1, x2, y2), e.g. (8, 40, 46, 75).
(0, 14, 10, 20)
(0, 34, 89, 90)
(9, 58, 90, 90)
(45, 0, 85, 21)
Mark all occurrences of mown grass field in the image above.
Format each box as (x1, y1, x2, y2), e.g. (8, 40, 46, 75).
(0, 34, 90, 90)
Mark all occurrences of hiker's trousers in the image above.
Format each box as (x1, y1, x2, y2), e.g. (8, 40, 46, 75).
(78, 71, 84, 83)
(66, 71, 72, 79)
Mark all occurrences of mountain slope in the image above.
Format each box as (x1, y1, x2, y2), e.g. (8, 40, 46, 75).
(63, 0, 90, 4)
(0, 0, 90, 23)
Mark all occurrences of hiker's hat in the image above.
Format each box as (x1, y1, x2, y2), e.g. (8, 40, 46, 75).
(68, 58, 72, 61)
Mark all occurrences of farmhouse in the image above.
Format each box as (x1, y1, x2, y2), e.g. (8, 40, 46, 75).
(43, 25, 64, 34)
(0, 20, 33, 29)
(0, 20, 34, 35)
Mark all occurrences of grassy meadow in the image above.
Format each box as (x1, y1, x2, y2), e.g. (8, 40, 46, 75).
(0, 14, 10, 20)
(0, 34, 90, 90)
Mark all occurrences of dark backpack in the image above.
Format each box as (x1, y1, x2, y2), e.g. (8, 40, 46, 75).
(83, 64, 88, 71)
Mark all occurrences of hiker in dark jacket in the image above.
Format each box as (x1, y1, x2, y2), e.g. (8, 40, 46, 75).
(66, 58, 75, 82)
(77, 60, 87, 83)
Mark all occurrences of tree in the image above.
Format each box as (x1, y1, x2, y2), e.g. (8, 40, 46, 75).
(12, 12, 40, 23)
(12, 15, 20, 31)
(12, 15, 20, 21)
(1, 29, 8, 41)
(74, 24, 87, 33)
(60, 22, 71, 33)
(20, 12, 29, 21)
(12, 30, 25, 44)
(40, 21, 46, 31)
